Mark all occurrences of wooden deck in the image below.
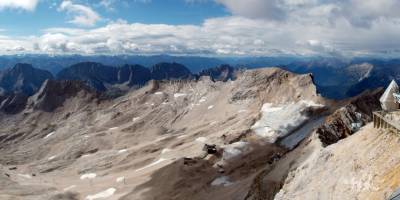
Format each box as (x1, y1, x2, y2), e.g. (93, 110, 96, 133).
(373, 110, 400, 133)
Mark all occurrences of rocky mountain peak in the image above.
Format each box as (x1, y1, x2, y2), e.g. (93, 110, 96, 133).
(150, 62, 193, 80)
(28, 79, 97, 112)
(198, 64, 237, 82)
(0, 63, 53, 96)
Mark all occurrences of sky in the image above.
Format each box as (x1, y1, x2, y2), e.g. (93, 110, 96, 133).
(1, 0, 400, 57)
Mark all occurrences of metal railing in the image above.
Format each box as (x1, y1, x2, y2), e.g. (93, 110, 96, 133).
(373, 110, 400, 134)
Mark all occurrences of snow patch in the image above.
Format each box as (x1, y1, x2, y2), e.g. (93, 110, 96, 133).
(210, 121, 218, 126)
(132, 117, 140, 122)
(63, 185, 76, 191)
(351, 122, 363, 132)
(80, 173, 96, 180)
(211, 176, 233, 187)
(199, 97, 207, 103)
(156, 135, 170, 142)
(48, 156, 56, 161)
(238, 109, 247, 113)
(118, 149, 127, 154)
(174, 93, 187, 98)
(177, 134, 188, 139)
(17, 174, 32, 179)
(135, 158, 167, 172)
(155, 92, 163, 95)
(208, 105, 214, 110)
(109, 127, 118, 131)
(161, 148, 172, 154)
(251, 101, 324, 143)
(44, 131, 55, 139)
(195, 137, 207, 143)
(222, 141, 250, 160)
(86, 188, 116, 200)
(116, 176, 125, 183)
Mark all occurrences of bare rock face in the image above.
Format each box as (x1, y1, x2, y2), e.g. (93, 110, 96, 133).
(57, 62, 152, 92)
(118, 64, 152, 87)
(198, 64, 238, 82)
(231, 67, 321, 104)
(0, 63, 53, 96)
(150, 62, 193, 80)
(316, 88, 384, 146)
(0, 93, 28, 114)
(29, 79, 97, 112)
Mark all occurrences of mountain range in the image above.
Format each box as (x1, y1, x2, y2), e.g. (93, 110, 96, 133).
(1, 56, 400, 106)
(0, 63, 390, 200)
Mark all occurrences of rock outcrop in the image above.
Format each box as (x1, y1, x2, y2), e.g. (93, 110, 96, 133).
(316, 88, 384, 146)
(0, 93, 28, 114)
(231, 67, 322, 104)
(29, 79, 97, 112)
(117, 64, 152, 87)
(198, 64, 237, 82)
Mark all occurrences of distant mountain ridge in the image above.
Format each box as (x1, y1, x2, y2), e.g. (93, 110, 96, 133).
(0, 63, 53, 96)
(57, 62, 193, 92)
(0, 62, 238, 98)
(0, 55, 227, 74)
(198, 64, 237, 82)
(2, 57, 399, 101)
(57, 62, 152, 92)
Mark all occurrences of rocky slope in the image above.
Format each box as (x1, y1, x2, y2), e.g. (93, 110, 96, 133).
(316, 88, 383, 146)
(274, 123, 400, 200)
(0, 64, 392, 200)
(0, 67, 328, 200)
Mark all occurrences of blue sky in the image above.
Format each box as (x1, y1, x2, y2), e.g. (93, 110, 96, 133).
(1, 0, 400, 57)
(0, 0, 227, 36)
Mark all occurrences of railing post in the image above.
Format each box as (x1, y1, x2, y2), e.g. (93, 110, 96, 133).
(373, 114, 376, 128)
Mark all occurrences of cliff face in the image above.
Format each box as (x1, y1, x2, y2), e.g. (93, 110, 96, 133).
(57, 62, 154, 91)
(316, 88, 383, 146)
(198, 64, 237, 82)
(150, 62, 193, 80)
(0, 63, 53, 96)
(0, 93, 28, 114)
(29, 79, 97, 112)
(117, 64, 152, 87)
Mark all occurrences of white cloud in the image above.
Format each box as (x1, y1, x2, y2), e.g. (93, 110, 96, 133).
(0, 0, 39, 11)
(216, 0, 400, 28)
(0, 15, 400, 57)
(2, 0, 400, 57)
(59, 1, 101, 27)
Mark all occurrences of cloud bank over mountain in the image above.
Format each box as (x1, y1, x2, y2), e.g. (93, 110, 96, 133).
(1, 0, 400, 57)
